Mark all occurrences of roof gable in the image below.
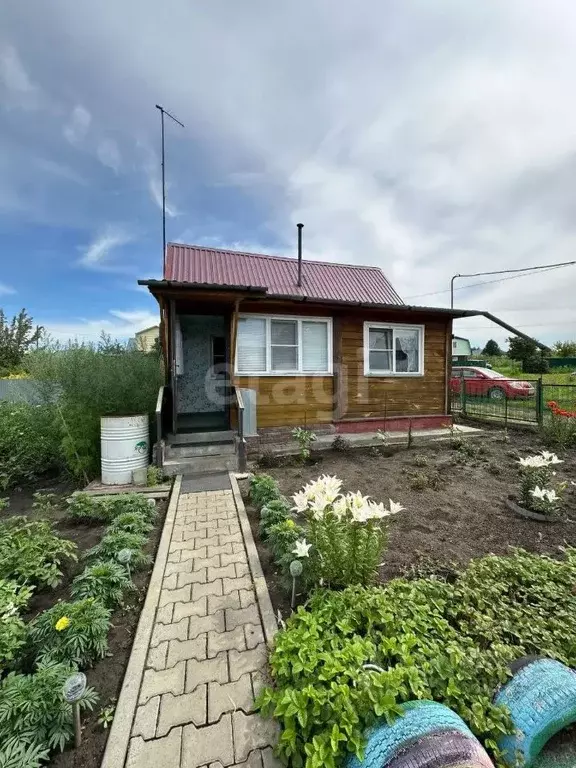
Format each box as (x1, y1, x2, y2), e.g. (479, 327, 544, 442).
(164, 243, 403, 306)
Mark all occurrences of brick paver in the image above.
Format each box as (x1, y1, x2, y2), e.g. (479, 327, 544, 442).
(127, 489, 278, 768)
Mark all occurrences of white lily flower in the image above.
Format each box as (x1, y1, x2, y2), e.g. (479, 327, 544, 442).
(292, 539, 312, 558)
(529, 486, 547, 500)
(309, 494, 330, 520)
(388, 500, 405, 515)
(316, 474, 343, 502)
(540, 451, 563, 465)
(350, 505, 373, 523)
(292, 490, 309, 513)
(544, 489, 559, 503)
(332, 496, 348, 520)
(518, 456, 548, 468)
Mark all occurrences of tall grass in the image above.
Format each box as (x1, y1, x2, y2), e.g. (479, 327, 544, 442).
(27, 338, 163, 479)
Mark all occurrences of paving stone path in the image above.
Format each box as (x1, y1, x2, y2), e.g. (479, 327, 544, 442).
(126, 489, 279, 768)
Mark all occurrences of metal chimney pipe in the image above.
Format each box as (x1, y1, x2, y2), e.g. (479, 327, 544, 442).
(297, 223, 304, 287)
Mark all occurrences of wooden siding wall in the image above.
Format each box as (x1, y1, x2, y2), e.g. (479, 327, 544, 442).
(340, 312, 450, 419)
(234, 376, 334, 427)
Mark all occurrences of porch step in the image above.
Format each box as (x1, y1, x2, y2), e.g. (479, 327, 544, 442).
(168, 430, 235, 446)
(166, 441, 236, 459)
(163, 455, 238, 476)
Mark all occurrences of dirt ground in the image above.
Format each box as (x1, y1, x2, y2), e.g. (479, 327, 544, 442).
(243, 427, 576, 763)
(2, 479, 167, 768)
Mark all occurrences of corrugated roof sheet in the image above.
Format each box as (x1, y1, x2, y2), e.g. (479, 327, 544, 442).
(164, 243, 403, 305)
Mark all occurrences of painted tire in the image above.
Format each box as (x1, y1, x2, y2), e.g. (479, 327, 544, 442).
(346, 701, 494, 768)
(495, 658, 576, 767)
(386, 730, 495, 768)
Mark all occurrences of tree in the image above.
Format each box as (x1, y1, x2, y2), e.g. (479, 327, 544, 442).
(552, 340, 576, 358)
(507, 336, 537, 362)
(482, 339, 502, 357)
(0, 309, 43, 373)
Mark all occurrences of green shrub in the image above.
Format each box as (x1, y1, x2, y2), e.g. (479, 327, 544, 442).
(0, 580, 34, 673)
(27, 340, 163, 479)
(67, 493, 113, 523)
(85, 530, 150, 570)
(267, 520, 305, 563)
(108, 511, 153, 535)
(31, 492, 60, 516)
(0, 661, 98, 755)
(71, 560, 135, 607)
(147, 465, 166, 486)
(250, 474, 282, 509)
(259, 548, 576, 768)
(108, 493, 157, 523)
(28, 598, 111, 667)
(0, 402, 62, 491)
(259, 500, 291, 539)
(0, 518, 77, 589)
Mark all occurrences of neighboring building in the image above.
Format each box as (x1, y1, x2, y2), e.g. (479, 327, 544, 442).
(139, 242, 546, 469)
(135, 325, 159, 352)
(452, 335, 472, 361)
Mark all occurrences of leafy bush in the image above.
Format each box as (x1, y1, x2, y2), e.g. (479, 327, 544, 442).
(259, 548, 576, 768)
(31, 492, 60, 516)
(27, 339, 163, 479)
(0, 402, 62, 491)
(28, 598, 111, 667)
(0, 661, 98, 755)
(85, 530, 150, 570)
(0, 517, 77, 589)
(67, 493, 112, 523)
(250, 474, 282, 509)
(544, 402, 576, 448)
(71, 560, 135, 607)
(108, 493, 157, 523)
(522, 354, 549, 374)
(0, 579, 34, 673)
(292, 427, 317, 462)
(267, 520, 306, 563)
(108, 511, 153, 535)
(259, 499, 292, 539)
(291, 476, 403, 588)
(146, 464, 166, 486)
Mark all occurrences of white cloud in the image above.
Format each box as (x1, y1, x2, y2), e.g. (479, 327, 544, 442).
(0, 43, 35, 94)
(0, 282, 16, 296)
(97, 138, 121, 173)
(78, 227, 133, 271)
(42, 309, 159, 343)
(63, 105, 92, 145)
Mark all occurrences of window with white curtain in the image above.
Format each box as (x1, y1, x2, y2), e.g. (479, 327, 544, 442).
(363, 322, 424, 376)
(236, 315, 332, 375)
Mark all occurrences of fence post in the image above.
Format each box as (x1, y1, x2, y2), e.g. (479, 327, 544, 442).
(460, 380, 467, 416)
(536, 378, 543, 428)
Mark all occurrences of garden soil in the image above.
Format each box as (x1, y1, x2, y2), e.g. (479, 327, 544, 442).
(3, 480, 167, 768)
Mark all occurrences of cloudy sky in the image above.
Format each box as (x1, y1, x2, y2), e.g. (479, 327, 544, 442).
(2, 0, 576, 347)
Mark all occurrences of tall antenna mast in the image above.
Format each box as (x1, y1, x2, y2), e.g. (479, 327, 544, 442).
(155, 104, 185, 274)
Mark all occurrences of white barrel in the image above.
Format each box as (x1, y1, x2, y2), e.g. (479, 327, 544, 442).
(101, 414, 149, 485)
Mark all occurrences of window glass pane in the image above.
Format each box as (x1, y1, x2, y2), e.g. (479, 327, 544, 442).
(369, 350, 393, 372)
(271, 319, 297, 345)
(302, 321, 328, 372)
(237, 318, 266, 372)
(271, 346, 298, 371)
(369, 328, 393, 351)
(395, 328, 420, 373)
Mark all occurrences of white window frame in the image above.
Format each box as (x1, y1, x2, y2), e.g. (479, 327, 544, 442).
(363, 322, 424, 377)
(235, 314, 333, 376)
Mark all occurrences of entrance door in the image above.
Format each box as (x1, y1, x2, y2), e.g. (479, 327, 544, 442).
(175, 315, 229, 432)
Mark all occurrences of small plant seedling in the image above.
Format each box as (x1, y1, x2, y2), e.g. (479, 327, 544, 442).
(332, 435, 351, 453)
(412, 454, 428, 468)
(146, 465, 166, 487)
(97, 700, 116, 730)
(32, 492, 60, 516)
(292, 427, 317, 463)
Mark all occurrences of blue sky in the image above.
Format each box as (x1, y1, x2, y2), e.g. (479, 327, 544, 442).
(2, 0, 576, 346)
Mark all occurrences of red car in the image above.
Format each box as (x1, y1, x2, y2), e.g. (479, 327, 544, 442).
(451, 366, 535, 400)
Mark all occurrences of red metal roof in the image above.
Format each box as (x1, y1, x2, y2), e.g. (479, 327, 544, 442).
(164, 243, 403, 305)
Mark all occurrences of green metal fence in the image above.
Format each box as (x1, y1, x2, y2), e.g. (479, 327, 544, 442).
(451, 379, 576, 427)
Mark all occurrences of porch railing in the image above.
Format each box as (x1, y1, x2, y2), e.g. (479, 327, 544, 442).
(234, 386, 247, 473)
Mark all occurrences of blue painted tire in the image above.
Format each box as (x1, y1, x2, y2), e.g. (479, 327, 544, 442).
(495, 658, 576, 767)
(385, 730, 495, 768)
(346, 701, 493, 768)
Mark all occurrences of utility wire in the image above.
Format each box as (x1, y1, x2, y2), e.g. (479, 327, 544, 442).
(405, 260, 576, 300)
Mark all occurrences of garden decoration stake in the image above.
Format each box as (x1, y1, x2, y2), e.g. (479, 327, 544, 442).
(289, 559, 303, 610)
(117, 548, 133, 580)
(63, 671, 87, 748)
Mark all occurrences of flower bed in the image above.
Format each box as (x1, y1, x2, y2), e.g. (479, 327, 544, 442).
(243, 430, 576, 768)
(0, 486, 168, 768)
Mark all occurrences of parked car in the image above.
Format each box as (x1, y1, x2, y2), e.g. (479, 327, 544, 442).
(451, 366, 536, 400)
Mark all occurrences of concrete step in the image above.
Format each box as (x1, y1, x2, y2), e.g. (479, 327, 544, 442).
(166, 441, 236, 459)
(163, 455, 238, 476)
(168, 430, 235, 446)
